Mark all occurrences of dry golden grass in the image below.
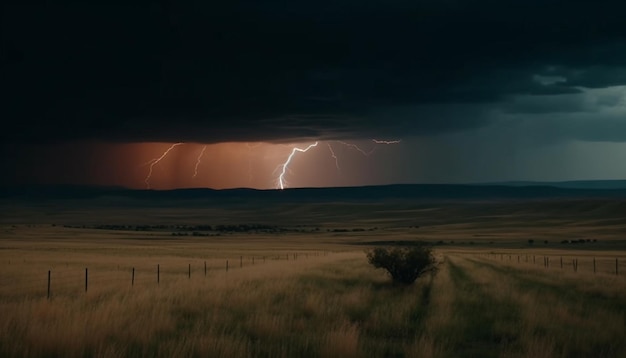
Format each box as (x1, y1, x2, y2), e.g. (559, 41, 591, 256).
(1, 197, 626, 357)
(448, 254, 626, 358)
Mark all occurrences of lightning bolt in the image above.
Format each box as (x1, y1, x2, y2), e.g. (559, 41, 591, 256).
(277, 142, 319, 189)
(327, 143, 340, 170)
(336, 141, 377, 156)
(372, 139, 402, 144)
(144, 143, 183, 189)
(327, 139, 401, 175)
(192, 145, 207, 178)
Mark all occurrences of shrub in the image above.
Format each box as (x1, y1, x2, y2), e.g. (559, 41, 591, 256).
(366, 245, 437, 285)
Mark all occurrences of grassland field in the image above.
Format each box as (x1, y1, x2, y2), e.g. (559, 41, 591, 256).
(1, 197, 625, 357)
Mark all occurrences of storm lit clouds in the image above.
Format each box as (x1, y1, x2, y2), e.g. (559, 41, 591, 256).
(2, 1, 626, 187)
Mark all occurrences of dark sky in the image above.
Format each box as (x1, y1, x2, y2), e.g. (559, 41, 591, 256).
(2, 1, 626, 188)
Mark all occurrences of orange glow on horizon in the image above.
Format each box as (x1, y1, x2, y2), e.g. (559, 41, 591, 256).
(4, 139, 401, 190)
(132, 141, 330, 190)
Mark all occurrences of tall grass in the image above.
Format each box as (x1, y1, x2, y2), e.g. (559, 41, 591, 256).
(0, 249, 437, 358)
(449, 255, 626, 358)
(2, 216, 626, 358)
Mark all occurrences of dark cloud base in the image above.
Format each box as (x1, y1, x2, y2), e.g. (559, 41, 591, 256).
(2, 1, 626, 143)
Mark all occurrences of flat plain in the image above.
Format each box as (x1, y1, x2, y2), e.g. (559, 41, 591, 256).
(1, 195, 625, 357)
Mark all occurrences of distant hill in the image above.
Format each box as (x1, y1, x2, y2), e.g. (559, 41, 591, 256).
(481, 180, 626, 190)
(1, 182, 626, 202)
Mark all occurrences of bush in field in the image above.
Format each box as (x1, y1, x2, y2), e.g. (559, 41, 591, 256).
(366, 245, 436, 285)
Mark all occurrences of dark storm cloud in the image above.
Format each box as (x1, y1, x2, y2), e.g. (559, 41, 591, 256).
(2, 0, 626, 143)
(560, 66, 626, 89)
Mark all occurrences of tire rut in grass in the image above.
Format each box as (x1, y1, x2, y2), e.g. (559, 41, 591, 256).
(409, 271, 436, 333)
(468, 258, 626, 314)
(447, 257, 522, 358)
(358, 273, 436, 358)
(466, 257, 626, 358)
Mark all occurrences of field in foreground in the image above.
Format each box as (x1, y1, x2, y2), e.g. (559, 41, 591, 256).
(1, 244, 624, 357)
(1, 197, 625, 357)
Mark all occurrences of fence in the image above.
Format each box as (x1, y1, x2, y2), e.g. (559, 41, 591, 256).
(476, 252, 624, 276)
(1, 251, 331, 300)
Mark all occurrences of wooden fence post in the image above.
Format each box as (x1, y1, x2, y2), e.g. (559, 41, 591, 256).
(204, 261, 207, 276)
(132, 267, 135, 286)
(47, 270, 51, 299)
(616, 258, 619, 276)
(157, 264, 160, 284)
(188, 263, 191, 279)
(226, 260, 229, 272)
(240, 256, 243, 268)
(593, 258, 596, 274)
(85, 268, 88, 292)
